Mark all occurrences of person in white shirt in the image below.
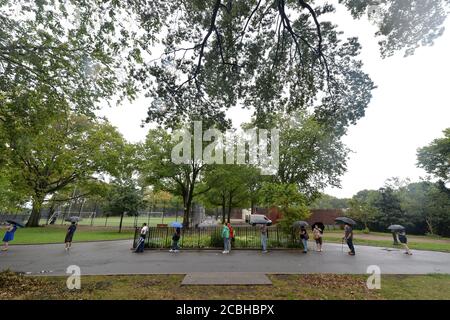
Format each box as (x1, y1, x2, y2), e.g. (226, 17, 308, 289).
(134, 223, 148, 253)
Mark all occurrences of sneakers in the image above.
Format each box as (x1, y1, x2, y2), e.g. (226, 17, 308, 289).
(262, 250, 268, 253)
(222, 250, 229, 254)
(169, 249, 174, 252)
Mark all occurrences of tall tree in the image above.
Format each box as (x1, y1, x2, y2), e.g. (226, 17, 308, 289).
(201, 164, 259, 222)
(260, 182, 310, 231)
(347, 198, 378, 231)
(0, 97, 127, 227)
(105, 181, 144, 233)
(139, 127, 209, 227)
(0, 0, 162, 115)
(417, 128, 450, 183)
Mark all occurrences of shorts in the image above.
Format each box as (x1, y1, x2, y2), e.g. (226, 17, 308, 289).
(315, 238, 322, 245)
(65, 233, 74, 243)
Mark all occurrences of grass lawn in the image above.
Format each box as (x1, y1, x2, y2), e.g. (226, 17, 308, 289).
(1, 225, 135, 245)
(1, 271, 449, 300)
(38, 216, 178, 228)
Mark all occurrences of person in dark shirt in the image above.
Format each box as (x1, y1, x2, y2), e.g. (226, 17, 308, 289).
(65, 222, 77, 251)
(343, 224, 355, 255)
(300, 226, 309, 253)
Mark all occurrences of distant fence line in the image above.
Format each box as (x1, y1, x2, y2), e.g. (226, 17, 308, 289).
(133, 226, 306, 249)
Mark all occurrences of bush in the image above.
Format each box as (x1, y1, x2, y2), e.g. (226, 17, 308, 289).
(209, 230, 223, 247)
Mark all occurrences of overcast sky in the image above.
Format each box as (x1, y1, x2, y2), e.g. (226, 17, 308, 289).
(98, 5, 450, 199)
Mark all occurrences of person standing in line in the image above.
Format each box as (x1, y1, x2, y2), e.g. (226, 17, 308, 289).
(397, 230, 412, 255)
(227, 222, 234, 252)
(222, 223, 230, 254)
(2, 223, 18, 251)
(343, 223, 355, 256)
(170, 227, 181, 253)
(300, 226, 309, 253)
(134, 223, 148, 253)
(312, 225, 323, 252)
(64, 221, 77, 251)
(260, 223, 268, 253)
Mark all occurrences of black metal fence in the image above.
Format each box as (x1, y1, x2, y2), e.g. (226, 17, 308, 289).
(133, 226, 304, 249)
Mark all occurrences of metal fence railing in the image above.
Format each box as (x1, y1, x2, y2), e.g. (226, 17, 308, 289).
(133, 226, 304, 249)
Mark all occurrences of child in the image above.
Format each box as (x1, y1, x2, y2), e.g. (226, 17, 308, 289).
(170, 227, 181, 253)
(64, 221, 77, 251)
(2, 223, 18, 251)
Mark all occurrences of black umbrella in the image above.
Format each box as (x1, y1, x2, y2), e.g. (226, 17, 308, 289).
(311, 222, 325, 233)
(65, 216, 82, 222)
(388, 224, 405, 231)
(292, 221, 309, 228)
(6, 220, 25, 228)
(335, 217, 356, 225)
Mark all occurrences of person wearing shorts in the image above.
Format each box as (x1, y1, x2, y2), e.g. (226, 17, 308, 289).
(65, 222, 77, 251)
(313, 225, 323, 252)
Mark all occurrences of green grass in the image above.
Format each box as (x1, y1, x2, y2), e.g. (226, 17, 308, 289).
(2, 225, 135, 245)
(38, 216, 178, 227)
(1, 271, 449, 300)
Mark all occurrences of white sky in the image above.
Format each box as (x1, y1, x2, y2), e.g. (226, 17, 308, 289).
(98, 5, 450, 199)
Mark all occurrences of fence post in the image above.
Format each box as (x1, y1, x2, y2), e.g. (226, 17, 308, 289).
(276, 225, 279, 246)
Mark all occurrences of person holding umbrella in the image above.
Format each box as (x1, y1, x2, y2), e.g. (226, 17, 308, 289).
(343, 223, 355, 256)
(300, 225, 309, 253)
(170, 227, 182, 253)
(64, 221, 78, 251)
(387, 225, 412, 255)
(2, 222, 20, 251)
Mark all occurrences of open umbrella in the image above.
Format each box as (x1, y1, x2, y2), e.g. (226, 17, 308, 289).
(65, 216, 82, 222)
(292, 221, 309, 228)
(170, 221, 183, 228)
(335, 217, 356, 225)
(388, 224, 405, 231)
(6, 220, 25, 228)
(311, 222, 325, 233)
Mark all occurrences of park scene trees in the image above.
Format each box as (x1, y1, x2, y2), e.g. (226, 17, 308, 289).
(1, 0, 450, 301)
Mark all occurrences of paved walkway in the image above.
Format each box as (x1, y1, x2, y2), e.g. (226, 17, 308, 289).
(0, 240, 449, 276)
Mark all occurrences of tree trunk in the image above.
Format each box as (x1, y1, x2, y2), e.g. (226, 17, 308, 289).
(425, 217, 434, 235)
(119, 212, 124, 233)
(221, 195, 226, 223)
(227, 193, 233, 223)
(183, 197, 192, 228)
(26, 196, 45, 227)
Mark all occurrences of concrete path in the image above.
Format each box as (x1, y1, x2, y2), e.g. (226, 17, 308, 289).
(0, 240, 449, 276)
